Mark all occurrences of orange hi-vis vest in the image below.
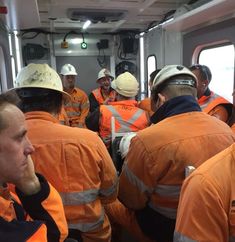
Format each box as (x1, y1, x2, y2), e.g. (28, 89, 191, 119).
(99, 100, 149, 148)
(92, 87, 116, 105)
(198, 92, 232, 115)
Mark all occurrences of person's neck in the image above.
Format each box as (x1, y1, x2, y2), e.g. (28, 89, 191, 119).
(64, 87, 74, 94)
(101, 88, 110, 95)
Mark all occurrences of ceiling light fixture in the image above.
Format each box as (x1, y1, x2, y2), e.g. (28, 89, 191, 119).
(82, 20, 91, 30)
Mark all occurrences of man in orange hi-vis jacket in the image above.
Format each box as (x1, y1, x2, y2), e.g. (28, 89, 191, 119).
(0, 92, 68, 242)
(88, 68, 116, 113)
(60, 64, 89, 128)
(174, 143, 235, 242)
(189, 64, 233, 124)
(116, 65, 235, 242)
(86, 72, 150, 152)
(13, 63, 118, 242)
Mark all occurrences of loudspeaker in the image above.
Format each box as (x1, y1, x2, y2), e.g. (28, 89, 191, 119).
(97, 39, 109, 49)
(122, 37, 135, 54)
(115, 61, 137, 76)
(23, 43, 47, 60)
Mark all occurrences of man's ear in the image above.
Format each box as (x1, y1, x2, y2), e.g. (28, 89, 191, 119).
(157, 93, 166, 107)
(204, 79, 209, 87)
(151, 92, 166, 112)
(157, 93, 167, 108)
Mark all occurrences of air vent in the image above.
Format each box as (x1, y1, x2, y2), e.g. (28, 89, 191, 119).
(67, 9, 127, 23)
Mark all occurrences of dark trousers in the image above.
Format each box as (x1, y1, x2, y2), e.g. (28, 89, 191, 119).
(67, 229, 83, 242)
(135, 206, 176, 242)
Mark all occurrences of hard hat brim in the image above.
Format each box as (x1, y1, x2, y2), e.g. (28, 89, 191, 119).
(7, 85, 71, 100)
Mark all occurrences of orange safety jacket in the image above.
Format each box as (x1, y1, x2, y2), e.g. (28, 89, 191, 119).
(198, 91, 233, 123)
(25, 111, 118, 242)
(138, 97, 154, 116)
(119, 111, 235, 235)
(64, 87, 89, 128)
(99, 100, 149, 148)
(231, 123, 235, 133)
(0, 174, 68, 242)
(174, 143, 235, 242)
(92, 87, 116, 105)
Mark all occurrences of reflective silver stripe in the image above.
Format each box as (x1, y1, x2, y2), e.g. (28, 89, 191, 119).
(105, 106, 131, 132)
(119, 109, 145, 132)
(64, 103, 81, 108)
(60, 189, 98, 206)
(200, 93, 219, 110)
(81, 102, 89, 109)
(155, 184, 181, 198)
(105, 105, 145, 133)
(76, 123, 84, 128)
(99, 176, 118, 197)
(230, 236, 235, 242)
(149, 202, 177, 219)
(123, 163, 152, 193)
(174, 231, 197, 242)
(67, 111, 81, 117)
(69, 208, 105, 232)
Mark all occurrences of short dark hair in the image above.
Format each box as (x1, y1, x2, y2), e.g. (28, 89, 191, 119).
(0, 92, 20, 131)
(149, 69, 161, 84)
(16, 88, 63, 114)
(189, 64, 212, 82)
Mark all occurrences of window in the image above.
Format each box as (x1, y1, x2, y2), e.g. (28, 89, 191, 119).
(147, 55, 156, 97)
(198, 44, 234, 102)
(0, 46, 7, 93)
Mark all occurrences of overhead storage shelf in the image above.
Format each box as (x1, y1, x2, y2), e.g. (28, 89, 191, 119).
(163, 0, 235, 31)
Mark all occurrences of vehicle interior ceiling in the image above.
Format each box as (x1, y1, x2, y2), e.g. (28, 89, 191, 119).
(1, 0, 215, 37)
(1, 0, 235, 93)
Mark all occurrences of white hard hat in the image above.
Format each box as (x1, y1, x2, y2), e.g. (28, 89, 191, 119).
(119, 132, 137, 159)
(97, 68, 113, 81)
(111, 72, 139, 97)
(152, 65, 197, 90)
(60, 64, 77, 76)
(11, 63, 69, 97)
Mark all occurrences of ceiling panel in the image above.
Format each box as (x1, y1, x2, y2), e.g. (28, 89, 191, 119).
(36, 0, 190, 33)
